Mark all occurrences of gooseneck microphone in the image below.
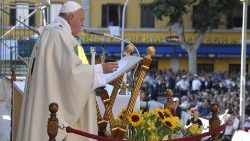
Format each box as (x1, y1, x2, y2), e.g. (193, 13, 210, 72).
(83, 29, 104, 36)
(83, 29, 140, 57)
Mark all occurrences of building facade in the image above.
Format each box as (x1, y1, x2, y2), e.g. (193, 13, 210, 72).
(1, 0, 250, 73)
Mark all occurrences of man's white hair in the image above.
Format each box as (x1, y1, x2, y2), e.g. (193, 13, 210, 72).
(60, 1, 82, 14)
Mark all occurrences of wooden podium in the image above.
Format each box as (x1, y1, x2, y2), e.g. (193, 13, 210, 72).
(95, 46, 155, 139)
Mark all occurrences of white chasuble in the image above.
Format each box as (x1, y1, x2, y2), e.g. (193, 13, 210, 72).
(16, 23, 98, 141)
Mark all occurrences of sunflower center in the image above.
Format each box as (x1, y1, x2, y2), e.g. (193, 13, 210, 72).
(165, 121, 172, 127)
(158, 112, 164, 119)
(131, 115, 140, 122)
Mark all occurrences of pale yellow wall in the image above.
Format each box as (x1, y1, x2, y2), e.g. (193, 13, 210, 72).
(157, 57, 250, 73)
(158, 58, 170, 70)
(214, 58, 241, 72)
(126, 0, 140, 28)
(197, 58, 215, 64)
(89, 0, 174, 28)
(90, 0, 141, 28)
(88, 0, 250, 29)
(4, 0, 250, 29)
(178, 58, 188, 71)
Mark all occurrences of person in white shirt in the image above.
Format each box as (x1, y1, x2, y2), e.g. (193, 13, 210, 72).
(224, 110, 240, 141)
(191, 74, 201, 94)
(176, 76, 189, 97)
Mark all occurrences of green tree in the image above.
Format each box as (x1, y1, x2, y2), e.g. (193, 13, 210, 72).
(144, 0, 241, 73)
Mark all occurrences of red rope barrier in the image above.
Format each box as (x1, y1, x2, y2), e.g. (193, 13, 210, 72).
(66, 124, 226, 141)
(163, 124, 226, 141)
(66, 127, 124, 141)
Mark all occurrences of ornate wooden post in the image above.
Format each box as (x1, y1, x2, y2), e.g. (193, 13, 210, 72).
(47, 103, 59, 141)
(96, 44, 134, 136)
(209, 103, 221, 141)
(164, 89, 176, 115)
(96, 87, 117, 134)
(114, 46, 155, 139)
(164, 89, 174, 109)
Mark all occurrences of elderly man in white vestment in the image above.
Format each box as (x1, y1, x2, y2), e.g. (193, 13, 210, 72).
(16, 1, 119, 141)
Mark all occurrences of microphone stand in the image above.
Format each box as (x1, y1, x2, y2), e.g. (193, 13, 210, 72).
(83, 29, 140, 57)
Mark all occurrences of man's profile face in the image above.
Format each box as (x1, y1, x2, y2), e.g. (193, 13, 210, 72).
(69, 9, 85, 36)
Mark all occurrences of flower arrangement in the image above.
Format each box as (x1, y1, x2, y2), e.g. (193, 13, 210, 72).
(114, 107, 204, 141)
(115, 108, 186, 141)
(185, 123, 203, 136)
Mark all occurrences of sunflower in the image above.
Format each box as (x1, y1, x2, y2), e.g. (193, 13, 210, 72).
(188, 123, 202, 134)
(144, 109, 155, 118)
(155, 108, 165, 122)
(162, 117, 177, 129)
(173, 117, 183, 128)
(146, 120, 156, 131)
(162, 108, 173, 118)
(127, 111, 144, 127)
(117, 108, 127, 120)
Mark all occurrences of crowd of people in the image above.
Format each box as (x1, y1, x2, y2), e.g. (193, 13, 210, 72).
(136, 68, 250, 140)
(140, 69, 250, 117)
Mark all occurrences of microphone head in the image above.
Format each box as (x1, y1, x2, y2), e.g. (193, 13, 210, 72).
(82, 28, 104, 36)
(83, 28, 90, 34)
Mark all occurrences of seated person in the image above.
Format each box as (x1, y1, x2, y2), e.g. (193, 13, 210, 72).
(198, 100, 211, 119)
(186, 108, 203, 128)
(224, 109, 240, 141)
(173, 97, 182, 119)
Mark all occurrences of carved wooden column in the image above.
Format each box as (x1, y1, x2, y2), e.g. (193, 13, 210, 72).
(114, 46, 155, 139)
(164, 89, 176, 115)
(96, 87, 117, 134)
(209, 103, 221, 141)
(47, 103, 59, 141)
(164, 89, 174, 109)
(96, 44, 134, 136)
(96, 71, 124, 136)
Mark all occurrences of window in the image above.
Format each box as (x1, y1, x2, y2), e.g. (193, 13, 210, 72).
(49, 3, 62, 23)
(16, 3, 29, 26)
(197, 64, 214, 73)
(140, 4, 154, 28)
(9, 3, 36, 26)
(9, 5, 16, 26)
(229, 64, 248, 73)
(227, 5, 250, 29)
(29, 6, 35, 26)
(102, 4, 123, 27)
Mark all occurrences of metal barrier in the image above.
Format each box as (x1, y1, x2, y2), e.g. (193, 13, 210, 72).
(0, 1, 47, 78)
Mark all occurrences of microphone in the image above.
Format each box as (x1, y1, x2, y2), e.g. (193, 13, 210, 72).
(82, 28, 140, 57)
(83, 29, 104, 36)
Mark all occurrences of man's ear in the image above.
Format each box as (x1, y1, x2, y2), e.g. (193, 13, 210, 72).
(66, 13, 74, 24)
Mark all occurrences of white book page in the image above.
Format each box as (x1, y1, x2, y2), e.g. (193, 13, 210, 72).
(104, 56, 142, 83)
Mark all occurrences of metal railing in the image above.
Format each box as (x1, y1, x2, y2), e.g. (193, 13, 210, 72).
(0, 2, 47, 78)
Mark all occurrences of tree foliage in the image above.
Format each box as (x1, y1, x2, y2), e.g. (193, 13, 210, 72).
(143, 0, 241, 73)
(144, 0, 241, 33)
